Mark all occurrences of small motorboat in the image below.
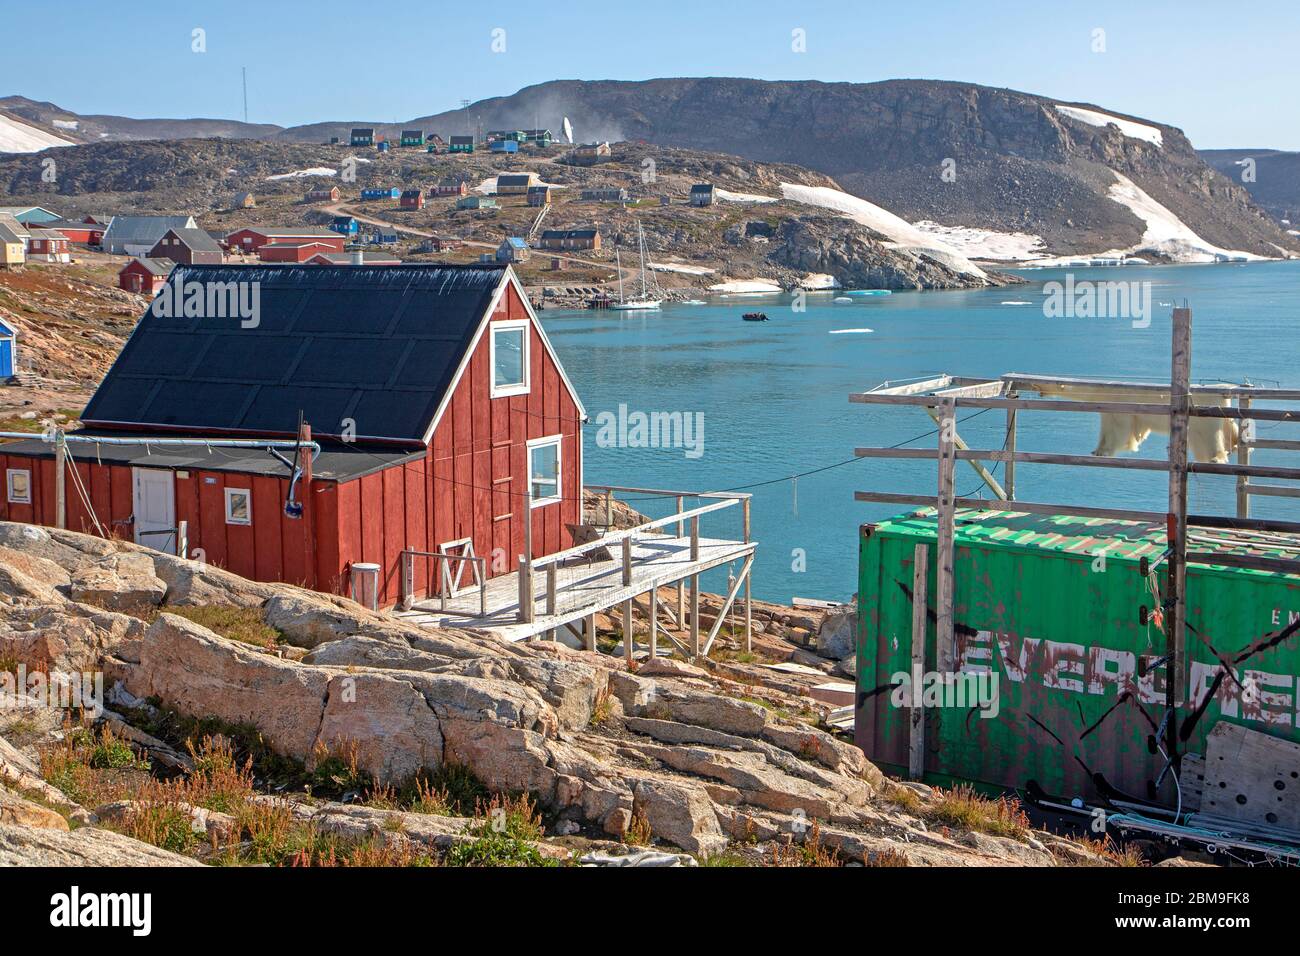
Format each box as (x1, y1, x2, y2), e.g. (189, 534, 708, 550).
(742, 312, 769, 322)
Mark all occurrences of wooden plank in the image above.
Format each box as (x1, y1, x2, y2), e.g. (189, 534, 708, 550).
(689, 573, 701, 659)
(932, 381, 1005, 399)
(935, 399, 956, 674)
(1246, 483, 1300, 499)
(1186, 551, 1300, 575)
(1166, 306, 1191, 766)
(862, 375, 953, 396)
(921, 407, 1007, 499)
(623, 597, 634, 663)
(853, 491, 1167, 524)
(648, 587, 658, 658)
(1004, 404, 1017, 500)
(1245, 438, 1300, 452)
(1201, 722, 1300, 831)
(1238, 395, 1253, 519)
(850, 392, 1175, 415)
(909, 543, 928, 781)
(700, 554, 752, 656)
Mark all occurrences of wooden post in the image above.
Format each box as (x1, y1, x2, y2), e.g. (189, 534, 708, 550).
(742, 497, 752, 653)
(584, 613, 597, 652)
(676, 495, 686, 628)
(1004, 404, 1018, 501)
(935, 398, 956, 674)
(909, 543, 929, 781)
(690, 516, 699, 561)
(546, 563, 557, 640)
(648, 587, 658, 658)
(621, 536, 632, 586)
(1166, 307, 1192, 766)
(517, 556, 534, 624)
(1236, 395, 1252, 518)
(689, 574, 701, 659)
(53, 427, 66, 530)
(623, 598, 634, 663)
(178, 520, 188, 560)
(605, 488, 613, 528)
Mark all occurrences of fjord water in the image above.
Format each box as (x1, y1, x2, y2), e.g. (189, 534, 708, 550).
(541, 261, 1300, 603)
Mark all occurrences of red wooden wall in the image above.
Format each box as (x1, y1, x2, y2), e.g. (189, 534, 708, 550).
(329, 280, 584, 606)
(0, 278, 586, 610)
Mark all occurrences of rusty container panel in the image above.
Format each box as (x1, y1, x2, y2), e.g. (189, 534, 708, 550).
(856, 510, 1300, 804)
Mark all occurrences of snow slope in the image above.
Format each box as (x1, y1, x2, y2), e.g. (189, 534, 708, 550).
(265, 166, 337, 181)
(1054, 105, 1163, 147)
(779, 182, 987, 279)
(0, 114, 75, 153)
(714, 188, 778, 203)
(912, 221, 1045, 261)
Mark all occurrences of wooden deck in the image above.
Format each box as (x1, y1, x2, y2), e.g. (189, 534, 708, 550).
(394, 533, 755, 643)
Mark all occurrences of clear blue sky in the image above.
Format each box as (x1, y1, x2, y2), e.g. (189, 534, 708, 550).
(11, 0, 1297, 148)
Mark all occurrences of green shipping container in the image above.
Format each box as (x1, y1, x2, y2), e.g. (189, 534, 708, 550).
(856, 509, 1300, 804)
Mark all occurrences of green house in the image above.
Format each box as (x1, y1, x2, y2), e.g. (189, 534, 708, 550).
(400, 129, 425, 147)
(449, 135, 475, 154)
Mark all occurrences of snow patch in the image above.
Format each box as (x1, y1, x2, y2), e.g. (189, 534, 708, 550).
(779, 182, 987, 279)
(265, 167, 337, 181)
(1055, 105, 1163, 147)
(51, 119, 79, 131)
(650, 261, 716, 276)
(798, 273, 841, 289)
(913, 221, 1045, 261)
(709, 279, 783, 293)
(0, 115, 75, 153)
(714, 188, 778, 203)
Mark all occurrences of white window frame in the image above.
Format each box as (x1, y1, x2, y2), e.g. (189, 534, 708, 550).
(526, 435, 562, 509)
(489, 318, 530, 398)
(6, 468, 31, 504)
(224, 487, 252, 525)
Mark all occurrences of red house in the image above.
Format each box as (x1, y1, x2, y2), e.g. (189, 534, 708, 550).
(0, 264, 585, 609)
(41, 219, 105, 245)
(225, 227, 347, 254)
(258, 241, 338, 263)
(117, 257, 172, 294)
(305, 185, 341, 203)
(27, 229, 72, 263)
(400, 189, 425, 210)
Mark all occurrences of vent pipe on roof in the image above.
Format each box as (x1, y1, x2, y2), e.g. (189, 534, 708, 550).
(351, 249, 364, 266)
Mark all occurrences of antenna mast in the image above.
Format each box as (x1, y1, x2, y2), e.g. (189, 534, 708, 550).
(242, 67, 248, 123)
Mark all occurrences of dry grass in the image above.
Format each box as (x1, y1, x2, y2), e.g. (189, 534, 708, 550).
(588, 686, 614, 727)
(39, 723, 152, 808)
(1081, 834, 1149, 867)
(623, 804, 653, 846)
(865, 847, 911, 867)
(925, 784, 1031, 840)
(164, 605, 283, 649)
(769, 822, 841, 867)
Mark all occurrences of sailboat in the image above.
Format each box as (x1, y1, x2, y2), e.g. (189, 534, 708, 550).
(610, 222, 662, 311)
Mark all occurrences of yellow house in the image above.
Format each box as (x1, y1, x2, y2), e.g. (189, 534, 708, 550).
(0, 223, 25, 269)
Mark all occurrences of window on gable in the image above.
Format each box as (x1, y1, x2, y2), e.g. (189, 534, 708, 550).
(527, 437, 561, 507)
(491, 320, 529, 397)
(6, 469, 31, 504)
(224, 487, 251, 525)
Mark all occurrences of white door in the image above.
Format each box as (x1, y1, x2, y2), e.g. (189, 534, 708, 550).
(132, 468, 176, 554)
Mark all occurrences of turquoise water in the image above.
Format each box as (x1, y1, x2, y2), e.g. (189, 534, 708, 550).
(540, 261, 1300, 602)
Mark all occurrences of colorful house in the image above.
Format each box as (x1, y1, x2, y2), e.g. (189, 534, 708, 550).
(0, 264, 586, 609)
(490, 139, 518, 155)
(0, 223, 25, 269)
(257, 242, 339, 263)
(435, 178, 469, 197)
(225, 227, 346, 254)
(101, 216, 198, 256)
(117, 257, 172, 295)
(400, 189, 425, 211)
(0, 206, 61, 225)
(361, 187, 402, 200)
(148, 227, 223, 266)
(538, 229, 601, 252)
(495, 237, 529, 263)
(580, 187, 628, 203)
(26, 229, 72, 263)
(370, 228, 399, 245)
(522, 129, 553, 147)
(40, 219, 105, 245)
(496, 173, 537, 196)
(350, 128, 375, 147)
(457, 196, 496, 210)
(449, 136, 475, 154)
(0, 317, 14, 378)
(306, 185, 341, 203)
(527, 185, 552, 207)
(400, 130, 425, 147)
(690, 183, 716, 207)
(329, 216, 359, 236)
(306, 250, 402, 266)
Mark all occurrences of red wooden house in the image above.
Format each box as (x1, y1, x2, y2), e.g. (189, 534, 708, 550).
(226, 227, 346, 254)
(258, 241, 339, 263)
(0, 264, 585, 609)
(400, 189, 425, 210)
(117, 257, 172, 294)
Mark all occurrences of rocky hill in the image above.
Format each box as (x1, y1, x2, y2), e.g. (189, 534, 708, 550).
(0, 95, 278, 145)
(1199, 148, 1300, 227)
(327, 78, 1300, 260)
(0, 520, 1135, 867)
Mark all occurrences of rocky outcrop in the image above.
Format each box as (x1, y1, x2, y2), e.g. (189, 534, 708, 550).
(0, 823, 203, 866)
(69, 552, 166, 610)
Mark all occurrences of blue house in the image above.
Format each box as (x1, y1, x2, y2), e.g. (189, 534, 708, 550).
(489, 140, 518, 154)
(377, 141, 390, 153)
(370, 228, 399, 244)
(329, 216, 359, 236)
(495, 236, 529, 263)
(361, 187, 401, 200)
(0, 318, 16, 379)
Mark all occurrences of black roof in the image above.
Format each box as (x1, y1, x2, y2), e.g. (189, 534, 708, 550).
(81, 264, 510, 444)
(0, 434, 421, 483)
(155, 227, 223, 253)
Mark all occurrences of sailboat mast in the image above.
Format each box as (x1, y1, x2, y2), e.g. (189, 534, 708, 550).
(616, 247, 624, 303)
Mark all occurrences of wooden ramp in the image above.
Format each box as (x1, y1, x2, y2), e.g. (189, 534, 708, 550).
(395, 533, 754, 643)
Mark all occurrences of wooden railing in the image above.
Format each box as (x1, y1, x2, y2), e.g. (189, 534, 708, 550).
(398, 549, 487, 615)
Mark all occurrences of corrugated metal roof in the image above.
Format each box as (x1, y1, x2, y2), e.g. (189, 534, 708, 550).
(102, 215, 197, 247)
(82, 264, 509, 443)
